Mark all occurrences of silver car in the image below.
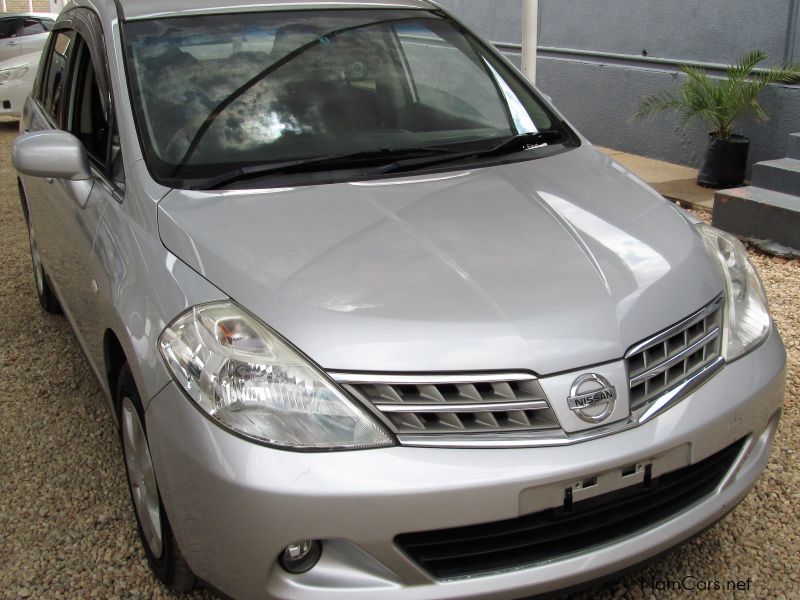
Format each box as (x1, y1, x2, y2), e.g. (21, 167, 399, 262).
(12, 1, 786, 599)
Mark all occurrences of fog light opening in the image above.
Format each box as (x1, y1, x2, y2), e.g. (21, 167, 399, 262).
(279, 540, 322, 574)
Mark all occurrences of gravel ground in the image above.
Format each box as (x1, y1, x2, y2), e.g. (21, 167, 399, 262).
(0, 119, 798, 599)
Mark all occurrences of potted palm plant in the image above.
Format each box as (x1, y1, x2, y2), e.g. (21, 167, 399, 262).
(635, 51, 800, 188)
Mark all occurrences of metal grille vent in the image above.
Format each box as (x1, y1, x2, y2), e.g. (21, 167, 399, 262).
(340, 376, 559, 436)
(395, 438, 744, 579)
(627, 296, 724, 411)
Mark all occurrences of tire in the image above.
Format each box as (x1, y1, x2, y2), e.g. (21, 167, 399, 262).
(22, 190, 61, 315)
(117, 364, 196, 593)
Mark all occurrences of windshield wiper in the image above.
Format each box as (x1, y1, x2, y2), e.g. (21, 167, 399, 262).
(192, 131, 568, 189)
(478, 130, 567, 157)
(376, 130, 568, 175)
(195, 147, 459, 190)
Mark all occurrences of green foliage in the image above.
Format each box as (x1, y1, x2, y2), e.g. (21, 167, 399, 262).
(635, 51, 800, 139)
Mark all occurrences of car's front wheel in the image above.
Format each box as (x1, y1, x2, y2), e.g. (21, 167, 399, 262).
(118, 364, 196, 593)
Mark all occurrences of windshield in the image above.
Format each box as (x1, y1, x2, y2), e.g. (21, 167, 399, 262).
(123, 9, 575, 189)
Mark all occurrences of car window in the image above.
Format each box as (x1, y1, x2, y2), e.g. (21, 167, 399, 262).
(40, 19, 54, 32)
(123, 9, 566, 188)
(40, 31, 73, 122)
(0, 18, 20, 39)
(21, 18, 48, 36)
(69, 36, 124, 188)
(71, 44, 109, 162)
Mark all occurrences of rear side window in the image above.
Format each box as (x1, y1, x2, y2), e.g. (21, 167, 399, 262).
(0, 18, 20, 39)
(21, 19, 48, 36)
(40, 31, 73, 122)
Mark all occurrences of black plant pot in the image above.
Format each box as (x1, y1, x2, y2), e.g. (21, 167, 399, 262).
(697, 133, 750, 189)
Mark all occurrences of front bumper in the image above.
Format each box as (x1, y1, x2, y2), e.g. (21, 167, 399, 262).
(146, 326, 786, 600)
(0, 81, 29, 118)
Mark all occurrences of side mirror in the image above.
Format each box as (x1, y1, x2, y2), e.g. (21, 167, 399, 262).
(12, 131, 92, 181)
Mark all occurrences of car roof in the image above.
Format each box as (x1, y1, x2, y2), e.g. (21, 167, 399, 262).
(117, 0, 436, 22)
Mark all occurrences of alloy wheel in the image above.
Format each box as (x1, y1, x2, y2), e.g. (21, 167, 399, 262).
(121, 397, 164, 559)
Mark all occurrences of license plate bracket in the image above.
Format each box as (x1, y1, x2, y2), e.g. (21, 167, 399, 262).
(519, 443, 691, 515)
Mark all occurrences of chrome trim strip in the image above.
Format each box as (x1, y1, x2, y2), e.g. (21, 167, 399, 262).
(375, 400, 550, 414)
(625, 294, 724, 358)
(331, 372, 537, 385)
(629, 327, 721, 387)
(637, 356, 725, 424)
(397, 433, 572, 448)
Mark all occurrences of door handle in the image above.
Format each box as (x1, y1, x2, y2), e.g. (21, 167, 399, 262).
(8, 40, 20, 46)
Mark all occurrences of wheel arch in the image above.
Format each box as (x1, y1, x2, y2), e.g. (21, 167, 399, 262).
(18, 178, 29, 224)
(104, 328, 128, 421)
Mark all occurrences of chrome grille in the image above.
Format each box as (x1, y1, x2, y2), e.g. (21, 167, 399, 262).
(626, 295, 724, 411)
(337, 374, 560, 437)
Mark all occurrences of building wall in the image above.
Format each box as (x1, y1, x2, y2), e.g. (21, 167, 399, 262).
(437, 0, 800, 171)
(2, 0, 50, 12)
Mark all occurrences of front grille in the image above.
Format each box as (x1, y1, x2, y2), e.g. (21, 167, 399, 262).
(627, 295, 724, 411)
(341, 375, 560, 436)
(396, 438, 744, 579)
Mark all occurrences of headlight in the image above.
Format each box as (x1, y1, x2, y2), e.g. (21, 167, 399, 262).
(0, 66, 28, 85)
(159, 302, 393, 450)
(696, 223, 771, 360)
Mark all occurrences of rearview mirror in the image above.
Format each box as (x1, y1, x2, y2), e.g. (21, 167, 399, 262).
(12, 131, 92, 181)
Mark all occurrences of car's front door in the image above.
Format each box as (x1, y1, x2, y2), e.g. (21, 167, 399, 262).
(25, 28, 74, 282)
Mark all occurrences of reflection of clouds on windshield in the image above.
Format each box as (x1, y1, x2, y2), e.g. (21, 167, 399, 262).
(134, 34, 370, 162)
(139, 50, 300, 161)
(240, 111, 302, 145)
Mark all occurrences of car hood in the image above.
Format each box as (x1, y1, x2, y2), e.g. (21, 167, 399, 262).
(157, 146, 723, 376)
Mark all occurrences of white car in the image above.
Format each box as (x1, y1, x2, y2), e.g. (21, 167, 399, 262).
(0, 51, 40, 118)
(0, 13, 57, 62)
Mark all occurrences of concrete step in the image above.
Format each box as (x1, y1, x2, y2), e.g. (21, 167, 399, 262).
(751, 158, 800, 195)
(789, 133, 800, 160)
(713, 186, 800, 251)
